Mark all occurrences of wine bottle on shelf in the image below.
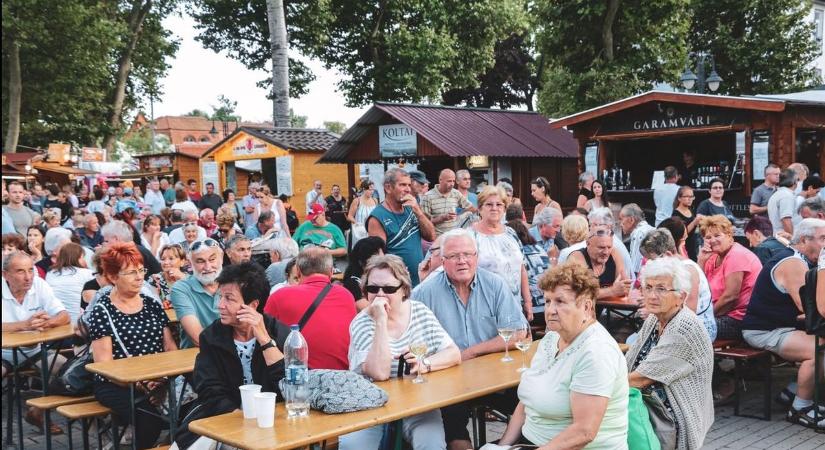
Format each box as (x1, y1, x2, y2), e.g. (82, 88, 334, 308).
(617, 168, 624, 190)
(625, 170, 631, 190)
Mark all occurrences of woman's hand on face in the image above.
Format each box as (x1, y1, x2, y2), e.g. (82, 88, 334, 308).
(367, 296, 390, 322)
(236, 304, 270, 343)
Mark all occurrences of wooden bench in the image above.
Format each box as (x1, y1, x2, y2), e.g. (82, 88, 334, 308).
(714, 346, 772, 420)
(27, 394, 95, 410)
(57, 401, 112, 450)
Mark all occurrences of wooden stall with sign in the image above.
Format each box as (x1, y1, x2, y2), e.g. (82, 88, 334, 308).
(551, 90, 825, 216)
(320, 102, 579, 217)
(200, 127, 347, 220)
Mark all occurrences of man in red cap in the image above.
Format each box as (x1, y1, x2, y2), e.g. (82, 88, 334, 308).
(292, 203, 347, 257)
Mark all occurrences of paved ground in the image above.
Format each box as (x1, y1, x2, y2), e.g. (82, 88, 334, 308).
(3, 366, 824, 449)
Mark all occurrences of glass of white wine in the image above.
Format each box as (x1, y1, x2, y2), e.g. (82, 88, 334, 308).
(515, 324, 533, 372)
(498, 316, 517, 362)
(409, 337, 428, 384)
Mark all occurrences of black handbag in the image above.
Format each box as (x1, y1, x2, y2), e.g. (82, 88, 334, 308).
(642, 391, 677, 450)
(800, 267, 824, 337)
(49, 346, 94, 396)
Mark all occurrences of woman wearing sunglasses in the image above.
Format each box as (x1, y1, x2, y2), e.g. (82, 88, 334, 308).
(340, 254, 460, 450)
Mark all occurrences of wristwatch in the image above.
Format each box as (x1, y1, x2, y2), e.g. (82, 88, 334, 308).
(260, 339, 277, 351)
(422, 357, 432, 373)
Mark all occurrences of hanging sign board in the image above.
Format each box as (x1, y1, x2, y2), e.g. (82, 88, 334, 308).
(275, 156, 293, 196)
(598, 103, 745, 136)
(201, 161, 220, 191)
(379, 124, 417, 158)
(48, 143, 70, 162)
(147, 156, 172, 169)
(81, 147, 105, 162)
(584, 143, 598, 176)
(466, 156, 490, 169)
(751, 131, 770, 181)
(232, 137, 269, 157)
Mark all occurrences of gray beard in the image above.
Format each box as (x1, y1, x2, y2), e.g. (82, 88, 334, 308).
(193, 268, 221, 285)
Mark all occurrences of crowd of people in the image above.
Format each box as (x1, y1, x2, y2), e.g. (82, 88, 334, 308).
(2, 161, 824, 449)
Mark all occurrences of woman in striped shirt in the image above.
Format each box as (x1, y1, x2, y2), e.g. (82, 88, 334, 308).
(340, 254, 460, 450)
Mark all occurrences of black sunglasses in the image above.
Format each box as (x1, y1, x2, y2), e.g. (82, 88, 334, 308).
(365, 284, 403, 295)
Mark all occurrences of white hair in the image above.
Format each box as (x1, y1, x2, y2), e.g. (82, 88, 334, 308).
(640, 256, 691, 296)
(579, 171, 595, 184)
(440, 228, 476, 250)
(792, 218, 825, 244)
(101, 220, 134, 243)
(44, 227, 73, 256)
(533, 206, 562, 226)
(269, 237, 299, 260)
(588, 207, 615, 227)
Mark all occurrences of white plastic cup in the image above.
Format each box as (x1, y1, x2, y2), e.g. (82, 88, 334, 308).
(254, 392, 278, 428)
(239, 384, 262, 419)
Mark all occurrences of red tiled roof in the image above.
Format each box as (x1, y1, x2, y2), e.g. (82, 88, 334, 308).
(176, 143, 213, 159)
(320, 103, 578, 162)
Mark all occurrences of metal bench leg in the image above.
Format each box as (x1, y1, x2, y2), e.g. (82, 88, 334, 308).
(81, 417, 91, 450)
(96, 417, 104, 450)
(5, 378, 14, 447)
(67, 418, 75, 450)
(763, 354, 772, 421)
(733, 360, 743, 416)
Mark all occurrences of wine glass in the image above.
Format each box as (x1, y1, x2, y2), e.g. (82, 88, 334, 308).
(515, 324, 533, 372)
(409, 336, 428, 384)
(497, 316, 517, 362)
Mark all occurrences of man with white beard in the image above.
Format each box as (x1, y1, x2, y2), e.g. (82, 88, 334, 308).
(170, 238, 223, 349)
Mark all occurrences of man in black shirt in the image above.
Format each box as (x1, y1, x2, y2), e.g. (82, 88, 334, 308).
(199, 182, 223, 214)
(100, 219, 161, 278)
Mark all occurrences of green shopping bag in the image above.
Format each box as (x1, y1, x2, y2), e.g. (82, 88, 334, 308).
(628, 387, 661, 450)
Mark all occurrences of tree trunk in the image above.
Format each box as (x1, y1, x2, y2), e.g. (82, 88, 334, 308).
(101, 0, 153, 150)
(266, 0, 290, 127)
(602, 0, 620, 62)
(3, 36, 22, 153)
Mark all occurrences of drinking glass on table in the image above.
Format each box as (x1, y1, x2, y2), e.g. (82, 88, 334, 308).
(409, 335, 428, 384)
(498, 316, 517, 362)
(515, 323, 533, 372)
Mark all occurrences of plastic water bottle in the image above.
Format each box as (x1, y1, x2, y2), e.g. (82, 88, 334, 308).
(284, 324, 310, 417)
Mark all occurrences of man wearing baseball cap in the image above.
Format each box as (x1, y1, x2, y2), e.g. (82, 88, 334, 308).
(292, 203, 347, 257)
(408, 170, 430, 204)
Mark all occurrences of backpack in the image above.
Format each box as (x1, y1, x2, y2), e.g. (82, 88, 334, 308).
(799, 267, 824, 337)
(285, 208, 299, 233)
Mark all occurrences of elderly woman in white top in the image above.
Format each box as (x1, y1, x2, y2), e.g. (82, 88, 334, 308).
(639, 229, 717, 341)
(340, 254, 460, 450)
(497, 262, 628, 449)
(471, 185, 532, 321)
(626, 257, 714, 450)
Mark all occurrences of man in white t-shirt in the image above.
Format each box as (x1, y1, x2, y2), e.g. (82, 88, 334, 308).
(767, 168, 798, 235)
(305, 180, 326, 214)
(2, 252, 69, 432)
(2, 181, 40, 235)
(143, 179, 166, 215)
(654, 166, 680, 226)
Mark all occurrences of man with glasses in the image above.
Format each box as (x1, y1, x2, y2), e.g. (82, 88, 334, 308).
(263, 247, 356, 369)
(367, 168, 436, 286)
(750, 163, 780, 216)
(170, 238, 224, 349)
(412, 229, 525, 450)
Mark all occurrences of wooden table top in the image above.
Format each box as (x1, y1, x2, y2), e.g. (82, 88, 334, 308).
(1, 324, 75, 349)
(86, 347, 199, 383)
(166, 309, 177, 323)
(597, 296, 640, 309)
(190, 345, 539, 450)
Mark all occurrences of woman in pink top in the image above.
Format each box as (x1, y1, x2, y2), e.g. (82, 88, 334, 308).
(698, 215, 763, 340)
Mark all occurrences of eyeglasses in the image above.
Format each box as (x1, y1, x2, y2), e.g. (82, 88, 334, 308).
(641, 286, 678, 297)
(483, 202, 505, 209)
(118, 267, 147, 278)
(443, 252, 477, 261)
(190, 238, 221, 253)
(365, 284, 403, 294)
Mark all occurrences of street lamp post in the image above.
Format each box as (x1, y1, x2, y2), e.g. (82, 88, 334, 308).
(679, 51, 723, 94)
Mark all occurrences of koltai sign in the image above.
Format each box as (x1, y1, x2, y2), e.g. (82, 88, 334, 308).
(379, 124, 417, 158)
